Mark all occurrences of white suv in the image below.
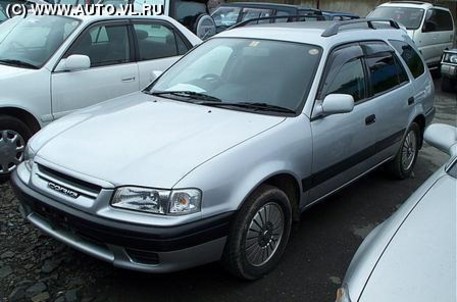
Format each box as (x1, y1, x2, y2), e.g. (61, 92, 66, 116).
(368, 1, 455, 70)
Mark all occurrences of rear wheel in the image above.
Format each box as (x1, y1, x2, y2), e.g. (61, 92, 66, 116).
(386, 122, 420, 179)
(222, 185, 292, 280)
(0, 115, 32, 183)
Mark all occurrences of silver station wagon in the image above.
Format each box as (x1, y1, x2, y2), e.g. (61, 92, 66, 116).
(12, 19, 435, 280)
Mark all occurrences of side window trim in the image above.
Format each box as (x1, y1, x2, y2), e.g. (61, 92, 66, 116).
(317, 43, 365, 101)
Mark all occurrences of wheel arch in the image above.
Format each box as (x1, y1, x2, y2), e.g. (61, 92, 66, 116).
(0, 107, 42, 134)
(412, 114, 426, 149)
(241, 173, 302, 222)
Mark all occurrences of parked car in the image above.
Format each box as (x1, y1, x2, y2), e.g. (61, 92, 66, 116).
(440, 48, 457, 92)
(321, 10, 359, 21)
(0, 14, 200, 180)
(336, 123, 457, 302)
(367, 1, 455, 70)
(11, 19, 435, 280)
(0, 6, 7, 23)
(211, 2, 322, 33)
(97, 0, 216, 39)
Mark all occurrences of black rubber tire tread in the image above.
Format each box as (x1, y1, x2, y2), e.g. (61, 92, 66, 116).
(386, 122, 420, 180)
(222, 184, 292, 280)
(0, 115, 33, 182)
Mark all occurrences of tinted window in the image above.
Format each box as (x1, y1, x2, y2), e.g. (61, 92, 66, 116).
(425, 9, 453, 31)
(240, 8, 272, 23)
(367, 54, 404, 95)
(68, 24, 131, 67)
(390, 40, 425, 78)
(368, 7, 424, 30)
(324, 58, 366, 102)
(134, 23, 188, 60)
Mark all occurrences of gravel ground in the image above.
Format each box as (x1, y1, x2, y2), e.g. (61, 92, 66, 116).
(0, 182, 115, 302)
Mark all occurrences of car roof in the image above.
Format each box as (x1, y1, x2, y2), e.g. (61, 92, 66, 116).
(378, 1, 443, 9)
(42, 13, 178, 23)
(215, 20, 408, 48)
(218, 2, 314, 10)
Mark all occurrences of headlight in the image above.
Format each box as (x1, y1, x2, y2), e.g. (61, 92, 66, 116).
(450, 54, 457, 64)
(444, 53, 457, 64)
(111, 187, 202, 215)
(335, 284, 352, 302)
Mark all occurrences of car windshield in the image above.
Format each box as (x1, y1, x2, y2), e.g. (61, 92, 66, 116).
(0, 15, 80, 69)
(0, 7, 7, 23)
(368, 7, 424, 30)
(211, 6, 241, 32)
(148, 38, 322, 113)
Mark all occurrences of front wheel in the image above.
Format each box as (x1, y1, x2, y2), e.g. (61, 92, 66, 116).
(222, 185, 292, 280)
(386, 122, 420, 179)
(0, 115, 32, 183)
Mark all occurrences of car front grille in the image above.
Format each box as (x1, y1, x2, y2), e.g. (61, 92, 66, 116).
(36, 164, 102, 199)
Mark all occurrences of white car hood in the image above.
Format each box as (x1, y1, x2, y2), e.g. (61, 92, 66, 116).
(0, 64, 36, 80)
(359, 174, 456, 302)
(35, 92, 285, 188)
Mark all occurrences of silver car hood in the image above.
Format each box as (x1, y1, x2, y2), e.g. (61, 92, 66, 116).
(359, 174, 456, 302)
(35, 92, 285, 188)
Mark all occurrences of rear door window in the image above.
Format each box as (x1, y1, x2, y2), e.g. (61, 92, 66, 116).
(389, 40, 425, 78)
(134, 22, 190, 60)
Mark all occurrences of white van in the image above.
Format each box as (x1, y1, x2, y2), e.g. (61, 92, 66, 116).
(368, 1, 455, 69)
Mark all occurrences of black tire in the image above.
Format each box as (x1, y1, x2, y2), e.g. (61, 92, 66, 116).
(386, 122, 420, 179)
(0, 115, 32, 183)
(441, 77, 454, 93)
(222, 184, 292, 280)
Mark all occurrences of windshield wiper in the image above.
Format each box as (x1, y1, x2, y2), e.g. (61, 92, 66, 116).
(0, 59, 38, 69)
(150, 91, 223, 103)
(200, 101, 296, 114)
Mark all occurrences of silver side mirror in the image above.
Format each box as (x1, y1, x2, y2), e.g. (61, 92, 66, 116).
(321, 94, 354, 115)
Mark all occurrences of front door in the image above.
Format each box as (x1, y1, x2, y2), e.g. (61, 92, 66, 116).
(51, 21, 139, 119)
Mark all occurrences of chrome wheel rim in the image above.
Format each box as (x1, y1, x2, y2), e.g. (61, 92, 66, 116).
(244, 202, 284, 267)
(0, 129, 25, 174)
(401, 130, 417, 171)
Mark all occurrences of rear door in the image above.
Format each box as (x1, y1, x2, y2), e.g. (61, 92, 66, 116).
(361, 41, 414, 162)
(51, 20, 139, 118)
(132, 20, 193, 89)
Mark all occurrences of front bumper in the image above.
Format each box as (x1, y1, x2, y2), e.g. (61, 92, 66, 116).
(11, 170, 233, 273)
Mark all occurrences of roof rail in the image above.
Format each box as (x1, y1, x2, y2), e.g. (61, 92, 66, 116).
(229, 14, 325, 30)
(321, 18, 401, 37)
(387, 1, 429, 5)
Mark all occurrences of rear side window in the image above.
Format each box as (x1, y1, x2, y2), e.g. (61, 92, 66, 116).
(134, 23, 190, 60)
(424, 9, 453, 31)
(389, 40, 425, 78)
(366, 53, 407, 95)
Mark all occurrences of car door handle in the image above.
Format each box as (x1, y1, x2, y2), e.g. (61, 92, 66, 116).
(122, 76, 136, 83)
(365, 114, 376, 125)
(408, 96, 415, 105)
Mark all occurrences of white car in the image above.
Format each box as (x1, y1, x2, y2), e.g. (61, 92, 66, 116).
(336, 123, 457, 302)
(0, 13, 200, 180)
